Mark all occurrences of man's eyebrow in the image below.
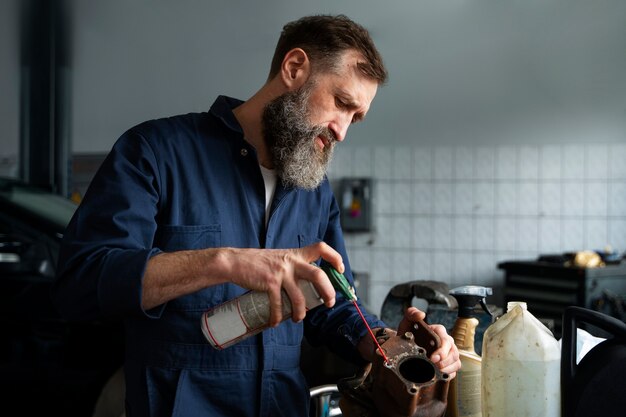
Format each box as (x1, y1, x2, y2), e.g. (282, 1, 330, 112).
(335, 90, 360, 108)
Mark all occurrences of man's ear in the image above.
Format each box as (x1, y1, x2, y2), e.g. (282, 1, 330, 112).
(280, 48, 311, 90)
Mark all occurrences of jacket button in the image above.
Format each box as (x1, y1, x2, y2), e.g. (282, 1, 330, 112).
(240, 148, 248, 156)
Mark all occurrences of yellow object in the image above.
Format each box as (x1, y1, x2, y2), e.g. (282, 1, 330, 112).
(446, 286, 492, 417)
(446, 317, 483, 417)
(572, 251, 603, 268)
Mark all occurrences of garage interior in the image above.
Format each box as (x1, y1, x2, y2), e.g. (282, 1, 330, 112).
(1, 1, 626, 416)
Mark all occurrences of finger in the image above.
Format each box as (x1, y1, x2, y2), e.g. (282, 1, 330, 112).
(282, 278, 306, 322)
(298, 262, 336, 308)
(304, 242, 344, 273)
(267, 286, 284, 327)
(428, 324, 453, 363)
(405, 306, 426, 322)
(397, 307, 427, 334)
(428, 325, 460, 373)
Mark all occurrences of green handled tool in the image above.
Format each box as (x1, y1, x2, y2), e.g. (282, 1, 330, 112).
(322, 264, 357, 302)
(321, 264, 389, 363)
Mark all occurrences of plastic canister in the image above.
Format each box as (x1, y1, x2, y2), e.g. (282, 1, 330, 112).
(481, 301, 561, 417)
(201, 279, 323, 349)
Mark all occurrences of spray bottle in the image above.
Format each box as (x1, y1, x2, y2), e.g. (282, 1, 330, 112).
(445, 285, 492, 417)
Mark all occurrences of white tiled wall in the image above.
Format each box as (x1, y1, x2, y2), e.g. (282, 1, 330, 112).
(328, 143, 626, 316)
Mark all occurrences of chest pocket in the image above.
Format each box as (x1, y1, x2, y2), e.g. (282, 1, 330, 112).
(155, 224, 221, 251)
(154, 224, 224, 311)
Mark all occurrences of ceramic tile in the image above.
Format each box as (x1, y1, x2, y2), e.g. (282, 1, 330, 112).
(433, 146, 454, 180)
(372, 249, 394, 282)
(373, 215, 393, 247)
(433, 217, 453, 250)
(344, 231, 374, 248)
(519, 146, 539, 180)
(585, 181, 608, 217)
(373, 147, 393, 180)
(517, 218, 538, 252)
(539, 218, 561, 253)
(473, 181, 495, 215)
(562, 145, 585, 180)
(353, 146, 373, 177)
(495, 182, 517, 216)
(561, 218, 584, 252)
(368, 280, 393, 317)
(474, 217, 495, 251)
(391, 216, 412, 249)
(392, 249, 414, 282)
(392, 147, 412, 180)
(433, 182, 454, 215)
(585, 144, 609, 180)
(496, 146, 517, 180)
(432, 251, 453, 282)
(374, 180, 393, 215)
(413, 146, 432, 180)
(392, 182, 412, 215)
(453, 252, 474, 287)
(585, 219, 608, 251)
(609, 182, 626, 216)
(454, 182, 474, 215)
(411, 250, 433, 281)
(413, 217, 432, 249)
(495, 217, 516, 252)
(413, 182, 432, 215)
(562, 182, 585, 216)
(540, 181, 561, 216)
(454, 146, 474, 180)
(609, 143, 626, 180)
(454, 217, 474, 250)
(540, 145, 562, 180)
(475, 146, 495, 180)
(473, 252, 497, 286)
(518, 181, 539, 216)
(347, 247, 372, 274)
(608, 219, 626, 252)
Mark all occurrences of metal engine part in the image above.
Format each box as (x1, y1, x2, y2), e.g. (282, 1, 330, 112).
(338, 320, 450, 417)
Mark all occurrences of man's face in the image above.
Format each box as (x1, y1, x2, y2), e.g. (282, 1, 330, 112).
(262, 80, 335, 190)
(263, 50, 378, 190)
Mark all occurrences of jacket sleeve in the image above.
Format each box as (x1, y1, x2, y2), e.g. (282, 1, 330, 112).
(304, 186, 386, 365)
(52, 129, 164, 321)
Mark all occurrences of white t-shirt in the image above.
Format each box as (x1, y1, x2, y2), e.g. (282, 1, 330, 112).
(259, 165, 277, 227)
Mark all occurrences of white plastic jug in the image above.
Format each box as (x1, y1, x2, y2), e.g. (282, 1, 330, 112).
(481, 301, 561, 417)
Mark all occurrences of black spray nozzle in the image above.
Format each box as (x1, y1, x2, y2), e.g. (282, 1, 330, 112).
(449, 286, 493, 318)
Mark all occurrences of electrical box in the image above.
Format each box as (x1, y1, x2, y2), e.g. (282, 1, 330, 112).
(339, 178, 372, 232)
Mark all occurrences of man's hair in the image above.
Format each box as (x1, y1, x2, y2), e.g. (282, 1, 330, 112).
(268, 14, 388, 84)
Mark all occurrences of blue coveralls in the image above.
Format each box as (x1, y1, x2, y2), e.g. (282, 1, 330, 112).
(52, 95, 385, 416)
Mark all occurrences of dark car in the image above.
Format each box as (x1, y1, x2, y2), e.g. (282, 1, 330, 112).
(0, 177, 124, 416)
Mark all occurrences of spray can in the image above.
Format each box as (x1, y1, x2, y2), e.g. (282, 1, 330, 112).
(481, 301, 561, 417)
(201, 279, 323, 350)
(445, 286, 492, 417)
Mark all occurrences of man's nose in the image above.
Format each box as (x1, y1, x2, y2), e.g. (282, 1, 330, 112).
(330, 115, 351, 142)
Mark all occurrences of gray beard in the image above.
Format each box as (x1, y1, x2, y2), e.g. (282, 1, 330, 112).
(262, 84, 336, 190)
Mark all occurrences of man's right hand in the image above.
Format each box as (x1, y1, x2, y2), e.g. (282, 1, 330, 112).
(225, 242, 340, 326)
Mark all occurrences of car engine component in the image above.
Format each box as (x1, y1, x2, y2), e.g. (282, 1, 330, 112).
(338, 320, 450, 417)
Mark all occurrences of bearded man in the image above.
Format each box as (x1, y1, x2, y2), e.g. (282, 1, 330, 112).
(52, 15, 460, 417)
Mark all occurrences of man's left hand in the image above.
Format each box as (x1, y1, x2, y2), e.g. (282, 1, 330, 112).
(397, 307, 461, 379)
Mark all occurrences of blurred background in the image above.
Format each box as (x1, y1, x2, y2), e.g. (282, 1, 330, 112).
(2, 0, 626, 315)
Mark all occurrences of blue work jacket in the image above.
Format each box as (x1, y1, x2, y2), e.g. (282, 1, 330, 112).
(52, 96, 385, 417)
